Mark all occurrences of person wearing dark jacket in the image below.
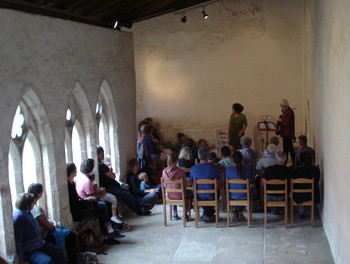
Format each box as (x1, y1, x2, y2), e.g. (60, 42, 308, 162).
(127, 159, 159, 205)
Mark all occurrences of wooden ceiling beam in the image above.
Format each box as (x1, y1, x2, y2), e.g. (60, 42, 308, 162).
(85, 0, 123, 17)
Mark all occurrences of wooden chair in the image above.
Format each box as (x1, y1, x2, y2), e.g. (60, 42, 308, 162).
(226, 178, 251, 227)
(179, 167, 192, 188)
(161, 178, 191, 227)
(290, 178, 314, 227)
(264, 179, 288, 228)
(193, 178, 219, 228)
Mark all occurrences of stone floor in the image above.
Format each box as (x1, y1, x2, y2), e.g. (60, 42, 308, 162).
(99, 205, 334, 264)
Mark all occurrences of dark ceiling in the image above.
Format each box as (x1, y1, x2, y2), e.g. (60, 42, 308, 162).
(0, 0, 215, 29)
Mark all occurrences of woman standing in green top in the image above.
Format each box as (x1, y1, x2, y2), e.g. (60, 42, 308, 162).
(228, 103, 248, 151)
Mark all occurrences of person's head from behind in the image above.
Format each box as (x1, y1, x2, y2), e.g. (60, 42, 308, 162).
(280, 99, 290, 111)
(270, 136, 279, 146)
(129, 158, 139, 173)
(166, 152, 178, 170)
(177, 133, 187, 144)
(300, 152, 313, 167)
(97, 146, 104, 160)
(198, 139, 207, 147)
(138, 172, 148, 182)
(232, 103, 244, 114)
(138, 120, 149, 131)
(179, 146, 192, 161)
(297, 135, 308, 147)
(198, 147, 209, 161)
(232, 151, 243, 166)
(27, 183, 43, 201)
(208, 152, 217, 163)
(80, 158, 95, 174)
(16, 193, 35, 212)
(184, 138, 194, 148)
(220, 146, 231, 158)
(143, 125, 153, 135)
(266, 144, 277, 155)
(67, 163, 77, 180)
(144, 117, 153, 126)
(275, 151, 287, 165)
(240, 136, 252, 149)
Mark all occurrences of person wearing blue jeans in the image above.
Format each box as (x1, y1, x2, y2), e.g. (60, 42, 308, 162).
(13, 193, 65, 264)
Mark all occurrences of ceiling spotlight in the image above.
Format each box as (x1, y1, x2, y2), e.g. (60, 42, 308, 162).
(181, 15, 187, 23)
(114, 21, 119, 28)
(202, 10, 208, 19)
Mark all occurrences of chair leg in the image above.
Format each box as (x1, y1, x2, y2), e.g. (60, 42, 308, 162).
(163, 202, 167, 226)
(311, 204, 314, 226)
(183, 203, 186, 228)
(169, 205, 172, 220)
(285, 202, 288, 229)
(290, 202, 294, 228)
(195, 206, 199, 228)
(247, 202, 250, 228)
(264, 202, 267, 229)
(216, 203, 219, 228)
(227, 205, 230, 227)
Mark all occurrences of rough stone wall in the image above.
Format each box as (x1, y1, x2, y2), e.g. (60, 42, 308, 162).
(306, 0, 350, 263)
(133, 0, 305, 150)
(0, 9, 136, 258)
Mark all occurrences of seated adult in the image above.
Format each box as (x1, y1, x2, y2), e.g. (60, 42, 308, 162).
(127, 159, 159, 206)
(178, 146, 195, 178)
(66, 163, 121, 244)
(256, 144, 277, 172)
(162, 153, 192, 221)
(218, 146, 233, 167)
(295, 135, 315, 167)
(74, 159, 124, 239)
(28, 183, 77, 264)
(190, 147, 220, 222)
(261, 136, 279, 158)
(238, 136, 259, 179)
(13, 193, 65, 264)
(97, 147, 151, 216)
(293, 152, 320, 217)
(262, 151, 294, 215)
(175, 133, 188, 152)
(144, 117, 161, 141)
(225, 151, 250, 221)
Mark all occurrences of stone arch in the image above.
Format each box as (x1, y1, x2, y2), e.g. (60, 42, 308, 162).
(99, 80, 120, 178)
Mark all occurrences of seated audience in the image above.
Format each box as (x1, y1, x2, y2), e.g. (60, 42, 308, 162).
(66, 163, 122, 244)
(127, 159, 159, 206)
(262, 151, 294, 215)
(13, 193, 65, 264)
(138, 172, 161, 192)
(190, 147, 220, 222)
(218, 146, 234, 167)
(293, 152, 320, 217)
(262, 136, 280, 158)
(28, 183, 77, 264)
(208, 152, 220, 164)
(295, 135, 315, 167)
(225, 151, 250, 221)
(256, 144, 277, 171)
(175, 133, 188, 151)
(238, 136, 259, 179)
(97, 147, 151, 216)
(198, 139, 215, 150)
(184, 138, 199, 162)
(144, 117, 161, 141)
(178, 146, 195, 177)
(74, 159, 124, 239)
(162, 153, 192, 221)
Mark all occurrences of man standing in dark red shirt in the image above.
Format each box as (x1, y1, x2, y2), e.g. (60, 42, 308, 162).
(278, 99, 295, 166)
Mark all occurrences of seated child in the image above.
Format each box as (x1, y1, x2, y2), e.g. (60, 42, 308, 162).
(90, 173, 122, 224)
(208, 152, 220, 164)
(217, 146, 234, 167)
(138, 172, 162, 193)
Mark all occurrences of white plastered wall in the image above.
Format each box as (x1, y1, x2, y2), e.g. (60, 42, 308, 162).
(306, 0, 350, 263)
(133, 0, 306, 151)
(0, 9, 136, 258)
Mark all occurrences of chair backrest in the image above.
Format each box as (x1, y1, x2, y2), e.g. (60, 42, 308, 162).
(226, 178, 249, 196)
(161, 178, 185, 201)
(193, 178, 218, 199)
(264, 179, 288, 195)
(243, 158, 256, 180)
(179, 167, 191, 173)
(291, 178, 314, 196)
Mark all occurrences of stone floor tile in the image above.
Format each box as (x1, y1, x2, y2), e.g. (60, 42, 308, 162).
(264, 257, 310, 264)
